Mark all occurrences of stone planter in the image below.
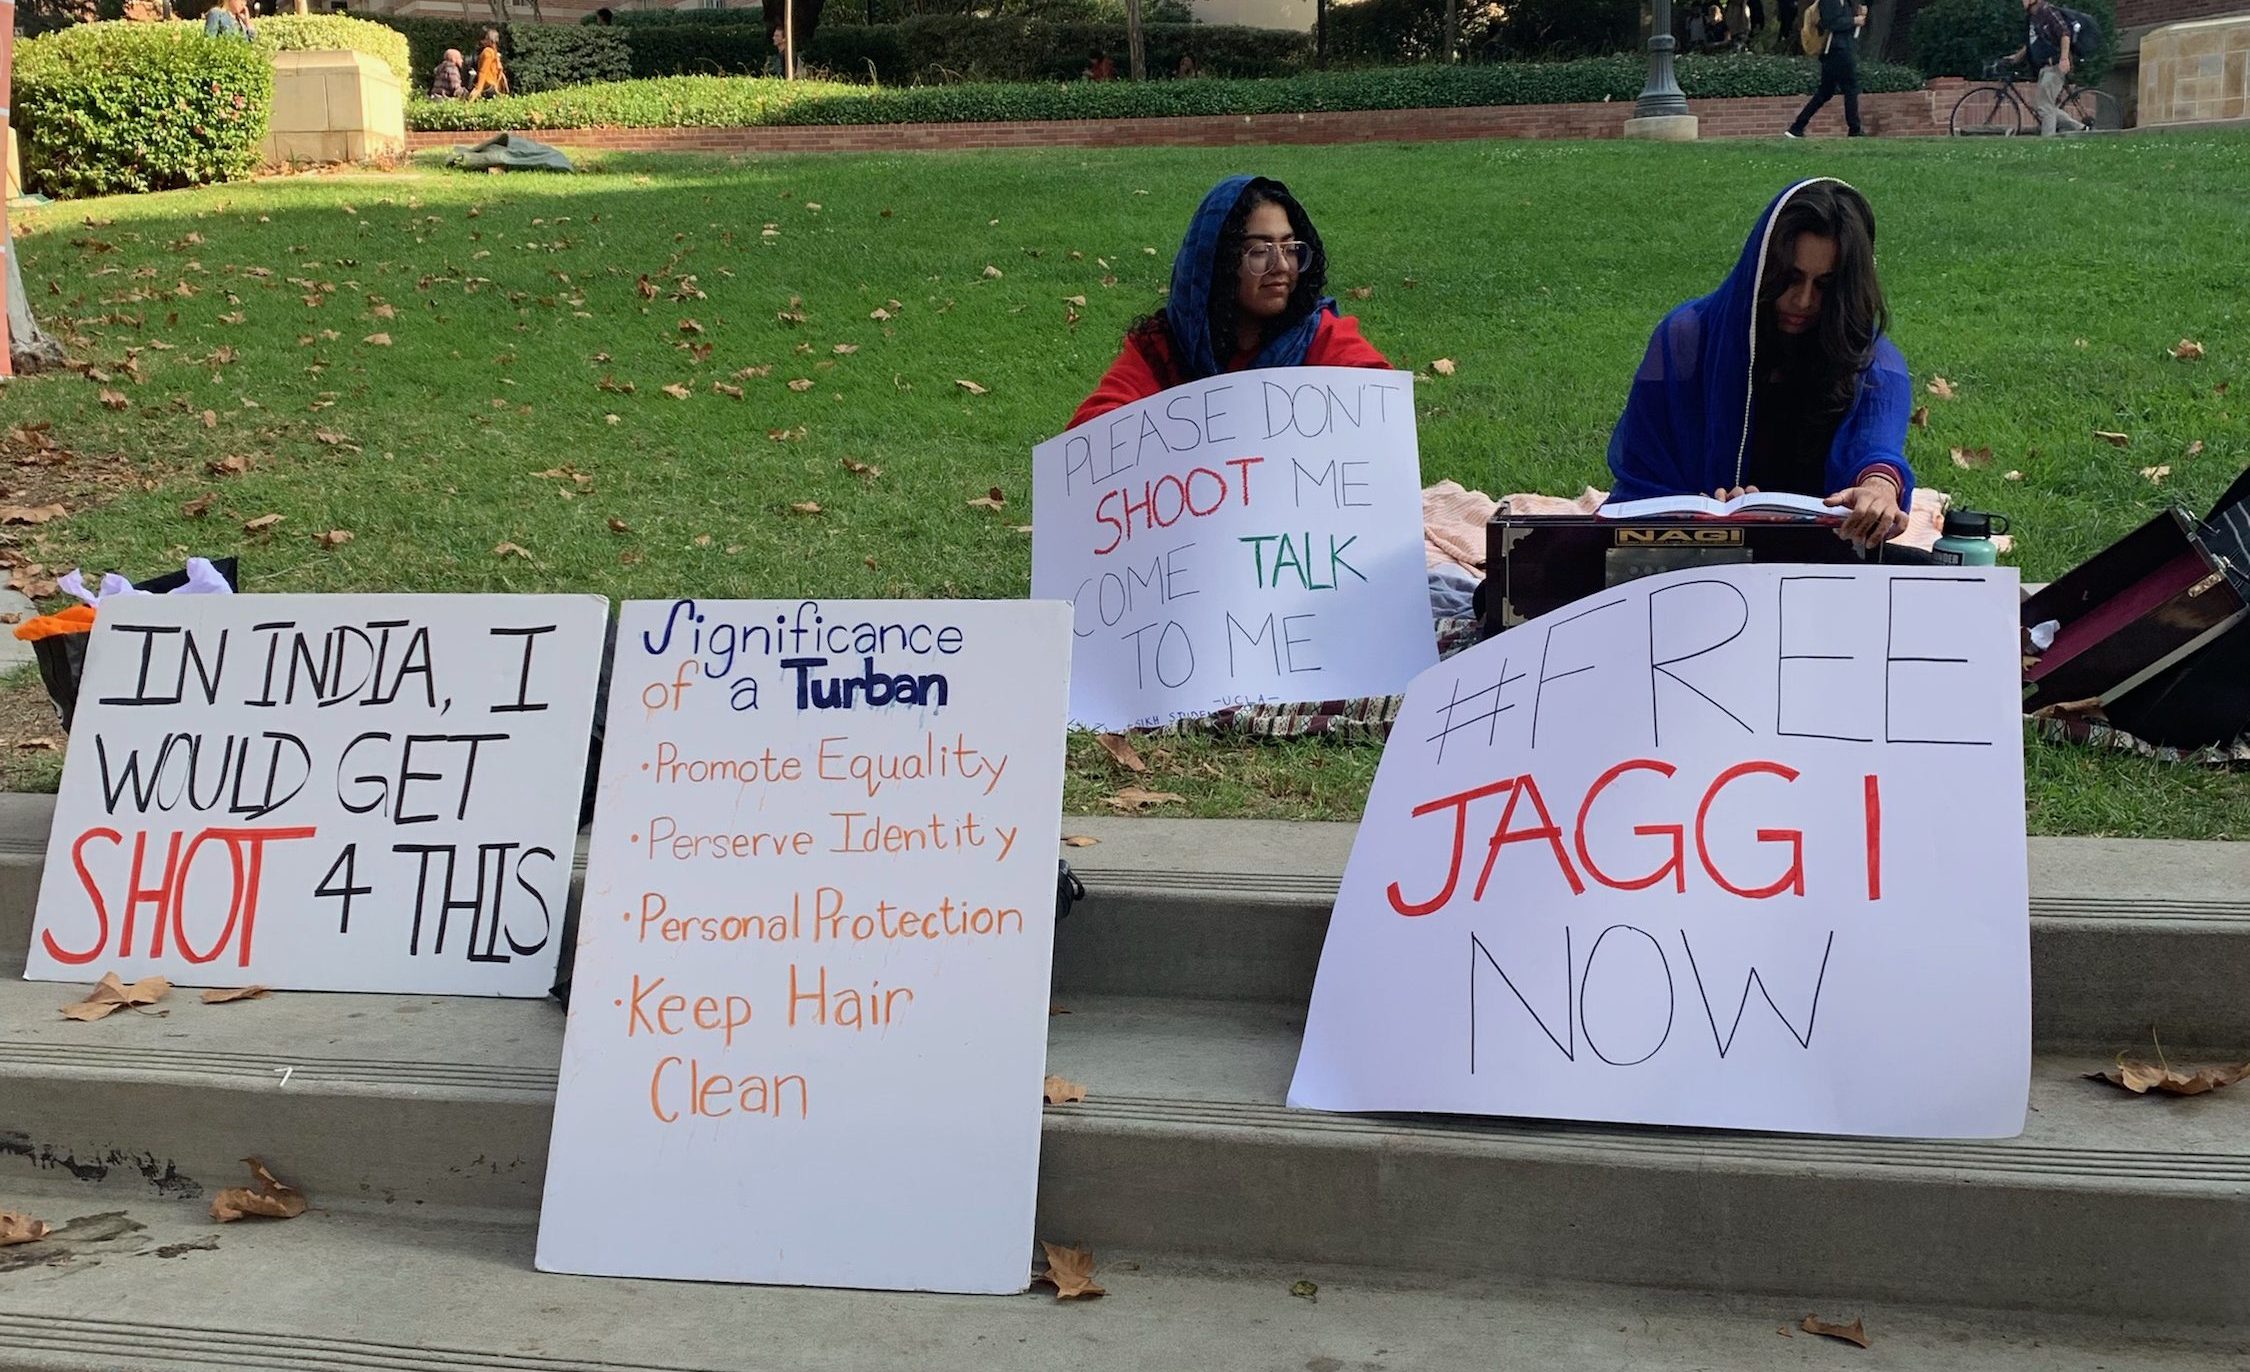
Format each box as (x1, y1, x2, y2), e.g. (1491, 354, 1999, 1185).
(263, 48, 406, 167)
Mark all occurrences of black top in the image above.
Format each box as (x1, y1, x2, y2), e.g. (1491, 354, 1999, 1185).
(1818, 0, 1857, 56)
(1745, 367, 1847, 496)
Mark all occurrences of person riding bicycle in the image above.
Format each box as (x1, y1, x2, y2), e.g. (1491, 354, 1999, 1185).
(2003, 0, 2088, 136)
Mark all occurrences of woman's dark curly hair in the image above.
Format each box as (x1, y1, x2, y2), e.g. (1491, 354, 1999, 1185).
(1128, 179, 1329, 365)
(1757, 180, 1887, 418)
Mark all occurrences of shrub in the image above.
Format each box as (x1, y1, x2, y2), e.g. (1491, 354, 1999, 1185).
(14, 22, 272, 198)
(595, 5, 768, 22)
(256, 14, 413, 87)
(623, 22, 778, 77)
(1326, 0, 1635, 65)
(1913, 0, 2116, 84)
(406, 55, 1924, 132)
(511, 23, 634, 91)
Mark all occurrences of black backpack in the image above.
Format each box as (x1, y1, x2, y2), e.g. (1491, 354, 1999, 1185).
(2032, 5, 2101, 65)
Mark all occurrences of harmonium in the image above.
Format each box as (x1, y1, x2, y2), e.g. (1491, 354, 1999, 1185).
(2021, 467, 2250, 749)
(1482, 512, 1897, 636)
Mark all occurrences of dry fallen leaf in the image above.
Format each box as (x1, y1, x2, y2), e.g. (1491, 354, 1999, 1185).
(787, 378, 816, 393)
(371, 302, 397, 319)
(956, 379, 989, 396)
(2142, 465, 2173, 485)
(60, 971, 171, 1022)
(1290, 1279, 1319, 1302)
(968, 486, 1007, 511)
(1104, 787, 1186, 814)
(2087, 1059, 2250, 1096)
(1949, 446, 1993, 470)
(493, 542, 533, 560)
(870, 307, 892, 322)
(98, 388, 130, 411)
(1043, 1074, 1088, 1105)
(201, 985, 270, 1004)
(314, 529, 353, 549)
(790, 501, 823, 515)
(2004, 470, 2023, 482)
(242, 513, 284, 534)
(1927, 376, 1958, 400)
(1034, 1241, 1105, 1300)
(2094, 430, 2132, 447)
(662, 383, 692, 400)
(313, 430, 351, 446)
(200, 409, 219, 429)
(1910, 405, 1929, 429)
(1096, 733, 1148, 773)
(1428, 358, 1457, 377)
(362, 332, 392, 347)
(2186, 440, 2205, 459)
(0, 504, 69, 525)
(1800, 1315, 1869, 1349)
(982, 264, 1003, 280)
(0, 1212, 52, 1248)
(678, 318, 703, 335)
(181, 492, 217, 518)
(1061, 834, 1100, 848)
(607, 518, 632, 535)
(208, 455, 250, 476)
(2171, 338, 2205, 361)
(1347, 286, 1373, 300)
(210, 1157, 308, 1223)
(842, 458, 881, 479)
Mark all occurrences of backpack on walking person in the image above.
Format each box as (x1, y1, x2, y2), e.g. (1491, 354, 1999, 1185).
(1798, 0, 1824, 55)
(2030, 3, 2103, 66)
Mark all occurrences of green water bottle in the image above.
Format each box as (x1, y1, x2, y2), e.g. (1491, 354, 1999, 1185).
(1931, 510, 2008, 566)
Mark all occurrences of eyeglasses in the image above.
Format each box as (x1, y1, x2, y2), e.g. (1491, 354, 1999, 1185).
(1239, 240, 1312, 275)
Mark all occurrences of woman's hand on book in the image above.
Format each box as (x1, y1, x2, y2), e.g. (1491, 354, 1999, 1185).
(1709, 485, 1760, 501)
(1824, 477, 1907, 550)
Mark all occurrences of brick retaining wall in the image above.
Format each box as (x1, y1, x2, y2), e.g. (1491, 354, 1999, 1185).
(407, 86, 1944, 156)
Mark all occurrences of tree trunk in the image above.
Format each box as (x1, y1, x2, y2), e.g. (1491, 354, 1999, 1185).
(1124, 0, 1146, 80)
(1862, 0, 1900, 59)
(1444, 0, 1458, 61)
(6, 249, 66, 376)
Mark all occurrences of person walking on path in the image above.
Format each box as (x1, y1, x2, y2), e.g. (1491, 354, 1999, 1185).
(467, 30, 509, 101)
(2005, 0, 2088, 135)
(1786, 0, 1867, 138)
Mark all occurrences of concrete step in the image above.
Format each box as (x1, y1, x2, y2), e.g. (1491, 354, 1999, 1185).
(4, 982, 2245, 1325)
(2, 1171, 2241, 1372)
(5, 796, 2250, 1050)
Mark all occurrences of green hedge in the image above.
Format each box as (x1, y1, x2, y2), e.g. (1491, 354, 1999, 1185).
(15, 22, 272, 198)
(407, 55, 1925, 131)
(255, 13, 412, 87)
(376, 15, 1306, 90)
(1326, 0, 1639, 65)
(1913, 0, 2117, 84)
(513, 23, 634, 90)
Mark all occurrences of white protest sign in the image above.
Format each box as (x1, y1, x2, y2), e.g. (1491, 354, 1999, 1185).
(1289, 565, 2029, 1139)
(536, 598, 1070, 1293)
(1032, 366, 1435, 731)
(26, 594, 606, 997)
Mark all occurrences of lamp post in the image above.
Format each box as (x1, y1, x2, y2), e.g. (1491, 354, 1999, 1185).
(1635, 0, 1690, 121)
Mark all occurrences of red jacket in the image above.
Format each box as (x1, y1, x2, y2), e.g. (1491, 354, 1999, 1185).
(1070, 312, 1390, 430)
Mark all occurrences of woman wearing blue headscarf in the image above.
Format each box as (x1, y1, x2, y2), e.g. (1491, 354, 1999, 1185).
(1605, 178, 1914, 551)
(1071, 175, 1389, 428)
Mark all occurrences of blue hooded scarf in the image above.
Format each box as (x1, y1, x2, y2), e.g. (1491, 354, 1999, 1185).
(1604, 178, 1915, 508)
(1164, 175, 1337, 382)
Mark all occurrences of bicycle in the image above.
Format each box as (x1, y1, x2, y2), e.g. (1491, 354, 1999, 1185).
(1947, 58, 2121, 136)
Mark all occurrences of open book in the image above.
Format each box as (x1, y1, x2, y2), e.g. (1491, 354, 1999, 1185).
(1597, 491, 1841, 521)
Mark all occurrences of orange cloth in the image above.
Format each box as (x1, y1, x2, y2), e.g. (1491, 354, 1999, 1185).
(12, 604, 96, 641)
(469, 46, 507, 98)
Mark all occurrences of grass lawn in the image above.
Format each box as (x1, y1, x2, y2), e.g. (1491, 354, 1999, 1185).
(3, 133, 2246, 835)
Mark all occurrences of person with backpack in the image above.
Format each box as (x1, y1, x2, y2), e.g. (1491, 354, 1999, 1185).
(2005, 0, 2096, 135)
(1785, 0, 1869, 139)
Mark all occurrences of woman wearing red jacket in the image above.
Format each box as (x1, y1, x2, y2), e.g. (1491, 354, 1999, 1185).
(1070, 175, 1390, 429)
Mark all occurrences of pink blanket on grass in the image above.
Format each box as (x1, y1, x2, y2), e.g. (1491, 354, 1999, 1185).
(1422, 481, 2007, 572)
